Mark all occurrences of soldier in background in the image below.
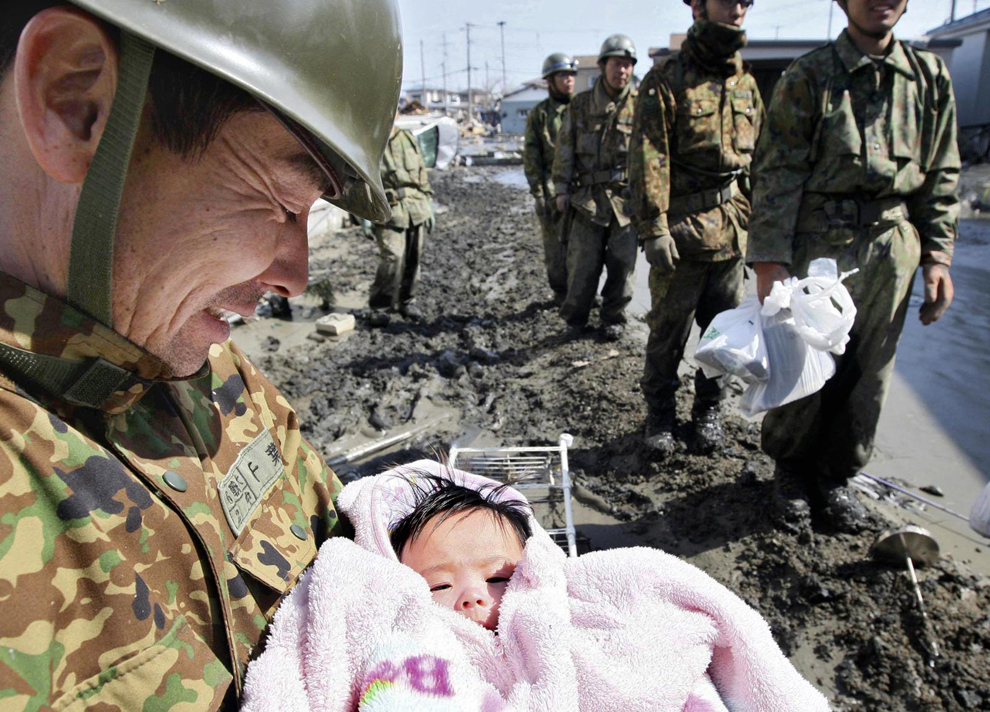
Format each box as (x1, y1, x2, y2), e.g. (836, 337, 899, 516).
(630, 0, 762, 456)
(748, 0, 959, 533)
(553, 35, 639, 341)
(369, 120, 435, 322)
(524, 53, 578, 306)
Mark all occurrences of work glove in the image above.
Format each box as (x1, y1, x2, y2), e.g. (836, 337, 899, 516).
(425, 203, 436, 234)
(361, 219, 374, 239)
(555, 194, 570, 214)
(644, 235, 680, 273)
(920, 263, 953, 325)
(534, 195, 547, 219)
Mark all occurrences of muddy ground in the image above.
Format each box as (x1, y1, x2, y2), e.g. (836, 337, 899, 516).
(246, 166, 990, 711)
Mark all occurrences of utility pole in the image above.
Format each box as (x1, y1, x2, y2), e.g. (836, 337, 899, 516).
(441, 33, 449, 116)
(827, 1, 835, 39)
(950, 0, 957, 22)
(498, 20, 507, 93)
(465, 23, 474, 123)
(485, 60, 490, 111)
(420, 39, 426, 107)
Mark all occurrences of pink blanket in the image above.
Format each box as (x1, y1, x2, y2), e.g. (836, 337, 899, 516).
(241, 461, 829, 712)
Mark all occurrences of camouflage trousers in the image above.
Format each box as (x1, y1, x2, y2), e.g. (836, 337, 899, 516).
(641, 257, 744, 411)
(560, 212, 637, 326)
(762, 220, 921, 484)
(369, 223, 426, 310)
(537, 208, 568, 300)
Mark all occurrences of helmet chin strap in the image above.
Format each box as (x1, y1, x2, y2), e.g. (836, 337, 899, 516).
(67, 31, 156, 329)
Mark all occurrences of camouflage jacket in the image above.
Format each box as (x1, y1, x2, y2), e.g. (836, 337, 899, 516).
(553, 78, 638, 227)
(630, 22, 764, 261)
(380, 128, 433, 230)
(523, 95, 568, 200)
(0, 273, 344, 711)
(748, 30, 960, 266)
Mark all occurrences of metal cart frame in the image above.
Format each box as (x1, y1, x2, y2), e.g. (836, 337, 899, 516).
(449, 433, 578, 557)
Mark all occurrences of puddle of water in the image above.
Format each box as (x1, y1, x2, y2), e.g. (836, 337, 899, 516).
(493, 168, 529, 190)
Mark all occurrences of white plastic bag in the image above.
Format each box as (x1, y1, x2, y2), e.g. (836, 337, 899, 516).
(739, 258, 858, 417)
(971, 481, 990, 538)
(694, 296, 769, 384)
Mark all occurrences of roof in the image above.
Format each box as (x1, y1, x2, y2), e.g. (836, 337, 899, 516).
(501, 85, 547, 105)
(928, 8, 990, 37)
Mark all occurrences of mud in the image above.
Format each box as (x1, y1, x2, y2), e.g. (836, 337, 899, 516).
(246, 166, 990, 711)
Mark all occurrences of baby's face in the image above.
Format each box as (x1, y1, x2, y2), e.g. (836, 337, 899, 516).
(400, 509, 525, 630)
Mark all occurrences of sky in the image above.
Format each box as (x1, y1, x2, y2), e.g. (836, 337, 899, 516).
(399, 0, 990, 93)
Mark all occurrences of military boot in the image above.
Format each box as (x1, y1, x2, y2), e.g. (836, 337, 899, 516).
(771, 461, 812, 534)
(819, 481, 875, 534)
(691, 403, 724, 454)
(643, 404, 676, 456)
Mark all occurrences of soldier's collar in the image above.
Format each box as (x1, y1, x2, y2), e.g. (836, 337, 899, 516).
(0, 272, 209, 414)
(835, 30, 915, 79)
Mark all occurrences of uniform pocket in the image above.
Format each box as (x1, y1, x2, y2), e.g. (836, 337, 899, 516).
(677, 99, 719, 154)
(730, 94, 756, 152)
(820, 91, 862, 158)
(54, 616, 231, 712)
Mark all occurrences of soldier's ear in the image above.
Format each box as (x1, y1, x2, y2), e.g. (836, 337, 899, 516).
(14, 7, 120, 184)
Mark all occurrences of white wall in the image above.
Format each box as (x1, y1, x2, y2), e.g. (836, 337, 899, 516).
(947, 31, 989, 127)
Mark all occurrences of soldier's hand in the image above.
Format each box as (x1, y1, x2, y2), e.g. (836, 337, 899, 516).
(754, 262, 791, 303)
(920, 263, 953, 325)
(361, 219, 374, 239)
(644, 235, 679, 273)
(555, 195, 570, 214)
(534, 195, 546, 218)
(425, 203, 436, 234)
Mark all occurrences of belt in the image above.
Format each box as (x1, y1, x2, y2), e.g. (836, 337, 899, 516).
(668, 178, 739, 215)
(797, 195, 909, 231)
(574, 168, 627, 188)
(384, 187, 409, 205)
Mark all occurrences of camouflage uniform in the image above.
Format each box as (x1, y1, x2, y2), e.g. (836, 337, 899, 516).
(369, 129, 434, 311)
(630, 19, 763, 412)
(553, 79, 639, 326)
(524, 95, 570, 301)
(0, 274, 345, 710)
(748, 30, 960, 482)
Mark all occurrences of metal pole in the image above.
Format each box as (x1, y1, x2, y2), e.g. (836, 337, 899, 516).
(442, 33, 449, 117)
(827, 2, 835, 39)
(498, 20, 507, 93)
(420, 39, 426, 107)
(466, 23, 473, 123)
(951, 0, 957, 22)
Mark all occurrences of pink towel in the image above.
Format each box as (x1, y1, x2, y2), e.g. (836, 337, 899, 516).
(241, 461, 830, 712)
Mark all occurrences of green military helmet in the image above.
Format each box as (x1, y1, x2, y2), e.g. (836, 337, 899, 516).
(68, 0, 402, 225)
(598, 34, 637, 64)
(542, 52, 579, 79)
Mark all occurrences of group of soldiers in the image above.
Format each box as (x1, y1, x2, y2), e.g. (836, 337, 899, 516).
(524, 0, 958, 535)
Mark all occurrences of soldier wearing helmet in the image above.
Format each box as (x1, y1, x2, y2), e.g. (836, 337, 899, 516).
(552, 35, 639, 341)
(523, 53, 578, 305)
(629, 0, 762, 456)
(0, 1, 400, 708)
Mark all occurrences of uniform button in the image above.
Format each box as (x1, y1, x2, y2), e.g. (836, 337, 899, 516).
(874, 143, 881, 150)
(163, 470, 188, 493)
(697, 109, 703, 115)
(290, 524, 308, 541)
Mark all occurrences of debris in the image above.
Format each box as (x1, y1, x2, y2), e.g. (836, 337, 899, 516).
(262, 336, 280, 353)
(315, 313, 356, 336)
(571, 349, 620, 369)
(306, 332, 326, 343)
(920, 484, 945, 497)
(872, 525, 941, 667)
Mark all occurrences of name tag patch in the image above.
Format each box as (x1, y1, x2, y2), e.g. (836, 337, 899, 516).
(219, 430, 285, 536)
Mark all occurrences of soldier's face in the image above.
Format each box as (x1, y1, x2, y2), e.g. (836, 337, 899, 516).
(841, 0, 907, 35)
(111, 110, 328, 376)
(553, 73, 576, 95)
(603, 57, 634, 91)
(705, 0, 750, 27)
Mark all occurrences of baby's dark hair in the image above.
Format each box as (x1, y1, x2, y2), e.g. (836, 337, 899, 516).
(389, 472, 533, 558)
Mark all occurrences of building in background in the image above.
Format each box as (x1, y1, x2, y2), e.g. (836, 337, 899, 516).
(402, 87, 493, 121)
(500, 81, 546, 135)
(927, 9, 990, 131)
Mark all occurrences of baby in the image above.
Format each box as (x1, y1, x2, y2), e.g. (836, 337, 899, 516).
(388, 474, 532, 631)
